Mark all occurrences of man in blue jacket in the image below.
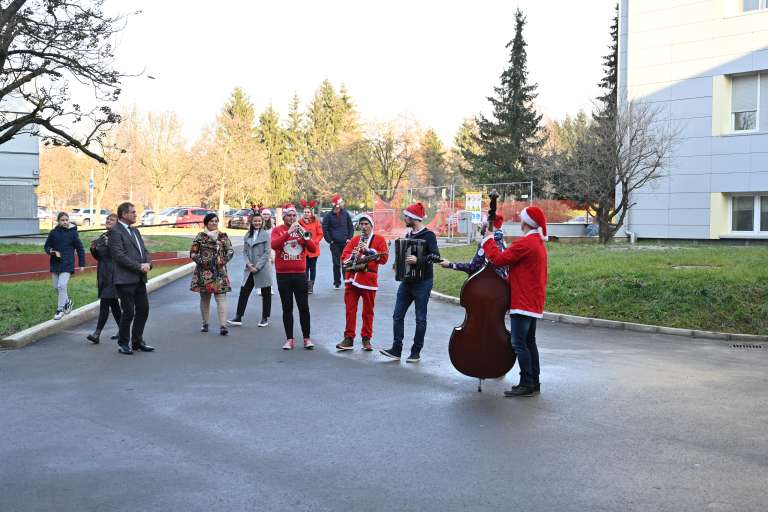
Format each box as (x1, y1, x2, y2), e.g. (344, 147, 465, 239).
(322, 194, 354, 289)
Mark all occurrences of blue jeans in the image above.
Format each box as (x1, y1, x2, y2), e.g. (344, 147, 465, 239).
(510, 314, 540, 387)
(392, 278, 433, 352)
(305, 256, 318, 281)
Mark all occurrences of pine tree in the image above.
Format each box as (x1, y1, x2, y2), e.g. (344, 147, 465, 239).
(421, 129, 448, 187)
(463, 9, 544, 184)
(594, 4, 618, 123)
(257, 105, 293, 204)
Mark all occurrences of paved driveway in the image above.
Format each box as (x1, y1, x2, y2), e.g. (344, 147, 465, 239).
(1, 246, 767, 511)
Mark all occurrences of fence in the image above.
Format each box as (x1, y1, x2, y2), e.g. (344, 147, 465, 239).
(367, 182, 588, 241)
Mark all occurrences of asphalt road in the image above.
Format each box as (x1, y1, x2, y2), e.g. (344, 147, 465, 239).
(1, 245, 767, 511)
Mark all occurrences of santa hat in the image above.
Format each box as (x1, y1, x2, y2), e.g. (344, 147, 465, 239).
(357, 212, 375, 228)
(492, 214, 504, 230)
(282, 203, 297, 216)
(403, 202, 426, 221)
(331, 194, 343, 206)
(520, 206, 548, 240)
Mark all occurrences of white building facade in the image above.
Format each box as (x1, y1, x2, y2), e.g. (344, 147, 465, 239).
(0, 134, 40, 237)
(620, 0, 768, 239)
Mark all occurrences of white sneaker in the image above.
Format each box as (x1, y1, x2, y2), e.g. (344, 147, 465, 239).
(53, 310, 64, 321)
(64, 299, 73, 314)
(258, 318, 269, 327)
(282, 339, 295, 350)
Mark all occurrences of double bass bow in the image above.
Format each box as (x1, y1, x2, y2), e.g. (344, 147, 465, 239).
(447, 189, 515, 392)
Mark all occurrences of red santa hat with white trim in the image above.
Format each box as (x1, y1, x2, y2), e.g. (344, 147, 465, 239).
(403, 202, 426, 221)
(520, 206, 548, 240)
(357, 212, 375, 228)
(331, 194, 343, 206)
(282, 203, 297, 216)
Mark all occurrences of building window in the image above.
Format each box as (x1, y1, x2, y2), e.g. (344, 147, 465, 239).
(742, 0, 768, 12)
(732, 196, 754, 231)
(731, 74, 759, 131)
(731, 195, 768, 233)
(762, 197, 768, 231)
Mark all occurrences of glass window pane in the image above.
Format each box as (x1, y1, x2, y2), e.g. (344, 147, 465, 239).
(761, 197, 768, 232)
(743, 0, 760, 10)
(734, 111, 757, 131)
(732, 196, 754, 231)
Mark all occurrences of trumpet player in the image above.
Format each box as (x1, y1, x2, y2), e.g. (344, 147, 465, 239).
(336, 213, 389, 352)
(271, 204, 318, 350)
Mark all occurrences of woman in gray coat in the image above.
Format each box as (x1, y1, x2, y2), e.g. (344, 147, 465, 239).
(228, 213, 273, 327)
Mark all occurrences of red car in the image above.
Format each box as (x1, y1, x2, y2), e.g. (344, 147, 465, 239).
(173, 207, 214, 228)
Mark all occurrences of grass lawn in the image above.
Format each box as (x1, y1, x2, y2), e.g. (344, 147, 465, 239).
(0, 264, 184, 338)
(434, 243, 768, 336)
(0, 232, 195, 254)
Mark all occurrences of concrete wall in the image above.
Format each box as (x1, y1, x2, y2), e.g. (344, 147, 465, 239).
(620, 0, 768, 239)
(0, 134, 39, 236)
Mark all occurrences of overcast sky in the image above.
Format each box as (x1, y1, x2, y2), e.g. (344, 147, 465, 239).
(110, 0, 616, 145)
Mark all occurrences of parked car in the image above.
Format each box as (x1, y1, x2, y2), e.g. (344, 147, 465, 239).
(228, 208, 253, 229)
(155, 207, 184, 225)
(140, 209, 155, 225)
(173, 207, 214, 228)
(68, 208, 111, 226)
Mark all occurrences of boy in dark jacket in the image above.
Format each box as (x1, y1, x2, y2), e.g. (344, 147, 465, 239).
(44, 212, 86, 320)
(321, 194, 354, 289)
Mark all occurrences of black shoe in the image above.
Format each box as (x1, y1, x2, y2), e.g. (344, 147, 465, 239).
(379, 345, 402, 360)
(533, 383, 541, 394)
(405, 350, 421, 363)
(110, 334, 119, 340)
(201, 323, 209, 333)
(334, 283, 341, 289)
(118, 345, 133, 355)
(86, 333, 100, 344)
(504, 385, 535, 398)
(227, 317, 242, 326)
(132, 342, 155, 352)
(220, 326, 228, 336)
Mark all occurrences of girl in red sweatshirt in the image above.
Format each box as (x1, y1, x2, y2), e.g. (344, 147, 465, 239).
(271, 204, 317, 350)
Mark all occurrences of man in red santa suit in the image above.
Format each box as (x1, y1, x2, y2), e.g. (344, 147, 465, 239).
(336, 214, 389, 352)
(480, 206, 548, 397)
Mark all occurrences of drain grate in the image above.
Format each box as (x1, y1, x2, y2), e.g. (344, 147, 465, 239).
(731, 343, 766, 350)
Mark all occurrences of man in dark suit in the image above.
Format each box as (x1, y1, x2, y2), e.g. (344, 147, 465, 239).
(110, 202, 155, 355)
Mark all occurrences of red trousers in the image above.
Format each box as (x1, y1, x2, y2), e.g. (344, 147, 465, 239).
(344, 284, 376, 339)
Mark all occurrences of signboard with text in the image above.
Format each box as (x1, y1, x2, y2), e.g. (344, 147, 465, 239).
(465, 192, 482, 224)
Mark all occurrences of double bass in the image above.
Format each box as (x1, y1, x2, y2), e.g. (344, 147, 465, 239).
(447, 190, 515, 391)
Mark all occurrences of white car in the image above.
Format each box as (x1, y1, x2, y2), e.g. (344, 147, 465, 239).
(68, 208, 111, 226)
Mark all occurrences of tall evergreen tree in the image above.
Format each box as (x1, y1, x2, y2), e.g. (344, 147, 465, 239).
(463, 9, 544, 184)
(257, 105, 293, 203)
(420, 129, 448, 187)
(595, 4, 618, 122)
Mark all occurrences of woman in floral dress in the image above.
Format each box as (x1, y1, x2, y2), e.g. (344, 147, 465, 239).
(190, 213, 235, 335)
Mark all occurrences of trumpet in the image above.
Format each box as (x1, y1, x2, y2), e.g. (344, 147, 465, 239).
(295, 223, 312, 240)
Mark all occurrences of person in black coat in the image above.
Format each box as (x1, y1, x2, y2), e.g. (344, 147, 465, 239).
(109, 202, 154, 355)
(86, 213, 122, 344)
(44, 212, 85, 321)
(321, 195, 354, 289)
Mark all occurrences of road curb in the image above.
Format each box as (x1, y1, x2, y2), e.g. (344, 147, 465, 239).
(1, 262, 196, 350)
(430, 290, 768, 343)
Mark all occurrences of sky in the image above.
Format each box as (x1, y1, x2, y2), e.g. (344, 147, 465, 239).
(109, 0, 616, 145)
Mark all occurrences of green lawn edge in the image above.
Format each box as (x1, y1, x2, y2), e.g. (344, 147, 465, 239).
(433, 243, 768, 336)
(0, 264, 185, 338)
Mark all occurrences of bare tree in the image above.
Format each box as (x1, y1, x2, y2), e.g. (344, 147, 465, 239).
(553, 101, 678, 243)
(0, 0, 137, 163)
(358, 124, 417, 203)
(138, 112, 186, 212)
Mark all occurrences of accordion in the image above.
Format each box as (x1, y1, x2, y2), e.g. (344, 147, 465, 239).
(394, 238, 440, 282)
